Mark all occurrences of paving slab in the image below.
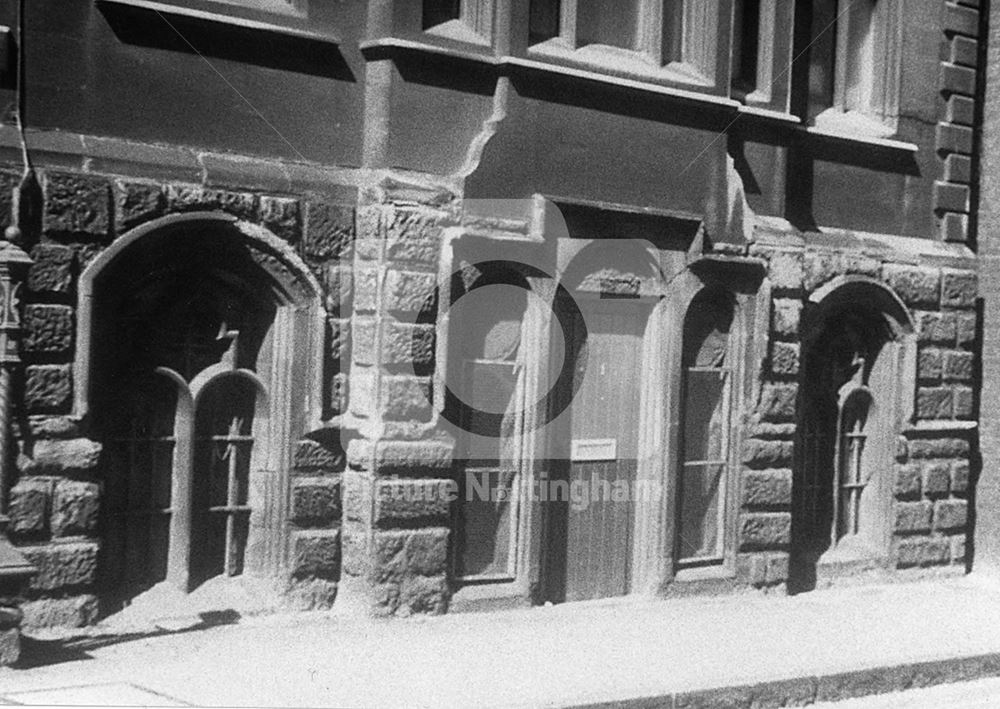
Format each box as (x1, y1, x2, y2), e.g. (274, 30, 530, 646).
(3, 576, 1000, 707)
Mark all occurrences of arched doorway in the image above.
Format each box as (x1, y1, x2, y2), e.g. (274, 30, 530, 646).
(78, 213, 324, 611)
(790, 276, 915, 592)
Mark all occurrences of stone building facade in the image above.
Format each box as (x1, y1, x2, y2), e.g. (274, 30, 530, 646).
(0, 0, 988, 637)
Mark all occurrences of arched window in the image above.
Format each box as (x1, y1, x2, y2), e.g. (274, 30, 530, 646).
(835, 387, 874, 543)
(449, 266, 529, 582)
(677, 289, 735, 566)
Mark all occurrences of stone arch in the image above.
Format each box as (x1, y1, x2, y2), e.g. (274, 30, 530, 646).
(790, 274, 917, 592)
(75, 211, 326, 608)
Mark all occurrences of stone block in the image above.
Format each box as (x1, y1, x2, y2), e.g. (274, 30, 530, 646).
(742, 439, 794, 469)
(741, 469, 792, 509)
(739, 513, 791, 551)
(917, 348, 942, 381)
(947, 95, 976, 126)
(351, 318, 377, 366)
(0, 171, 17, 229)
(328, 318, 350, 362)
(18, 438, 102, 476)
(349, 366, 376, 418)
(908, 437, 970, 459)
(934, 499, 968, 531)
(953, 386, 974, 419)
(292, 439, 344, 474)
(258, 195, 300, 243)
(384, 270, 438, 315)
(944, 154, 973, 184)
(25, 365, 72, 413)
(21, 595, 99, 629)
(50, 479, 100, 537)
(943, 350, 974, 381)
(916, 387, 953, 420)
(936, 122, 973, 155)
(0, 627, 18, 666)
(895, 464, 922, 499)
(803, 250, 880, 292)
(342, 472, 372, 525)
(757, 383, 798, 423)
(951, 35, 979, 67)
(322, 264, 353, 314)
(374, 440, 455, 474)
(43, 172, 110, 238)
(164, 185, 256, 218)
(291, 476, 342, 525)
(894, 501, 932, 533)
(941, 270, 977, 309)
(766, 251, 803, 291)
(373, 528, 449, 583)
(291, 529, 341, 579)
(386, 207, 448, 242)
(283, 577, 338, 611)
(771, 298, 801, 337)
(951, 460, 970, 494)
(303, 201, 354, 261)
(22, 541, 99, 591)
(383, 322, 435, 368)
(386, 238, 440, 267)
(27, 244, 74, 294)
(375, 478, 455, 525)
(353, 268, 378, 312)
(882, 264, 940, 308)
(945, 2, 979, 38)
(766, 552, 789, 584)
(113, 180, 163, 233)
(934, 181, 970, 213)
(896, 537, 951, 568)
(396, 574, 449, 615)
(915, 311, 957, 344)
(329, 372, 348, 416)
(957, 312, 978, 346)
(941, 212, 969, 243)
(380, 375, 432, 421)
(23, 304, 74, 354)
(922, 460, 952, 496)
(770, 342, 799, 376)
(951, 535, 967, 564)
(8, 477, 53, 536)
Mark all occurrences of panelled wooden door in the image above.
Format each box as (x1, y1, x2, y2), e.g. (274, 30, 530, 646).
(562, 298, 647, 601)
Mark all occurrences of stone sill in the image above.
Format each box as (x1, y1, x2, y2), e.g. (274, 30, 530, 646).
(95, 0, 338, 44)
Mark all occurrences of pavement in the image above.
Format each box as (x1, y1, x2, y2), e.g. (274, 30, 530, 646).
(4, 576, 1000, 707)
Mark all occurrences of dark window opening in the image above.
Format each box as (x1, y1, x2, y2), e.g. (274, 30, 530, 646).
(731, 0, 761, 98)
(529, 0, 561, 43)
(423, 0, 461, 29)
(577, 0, 640, 50)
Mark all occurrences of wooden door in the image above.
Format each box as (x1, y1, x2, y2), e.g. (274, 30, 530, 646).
(562, 299, 646, 601)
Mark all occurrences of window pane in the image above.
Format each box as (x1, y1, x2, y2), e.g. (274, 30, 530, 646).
(463, 360, 519, 459)
(683, 369, 728, 463)
(808, 0, 837, 121)
(731, 0, 760, 96)
(578, 0, 639, 49)
(678, 463, 724, 561)
(530, 0, 561, 42)
(844, 0, 875, 113)
(423, 0, 461, 29)
(457, 469, 516, 578)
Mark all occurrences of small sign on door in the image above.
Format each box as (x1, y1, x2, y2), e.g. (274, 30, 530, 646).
(570, 438, 617, 462)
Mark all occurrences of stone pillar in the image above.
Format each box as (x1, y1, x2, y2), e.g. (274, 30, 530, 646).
(339, 182, 458, 616)
(0, 230, 35, 664)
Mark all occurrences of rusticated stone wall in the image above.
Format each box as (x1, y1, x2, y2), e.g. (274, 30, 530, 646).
(736, 235, 977, 591)
(2, 156, 356, 627)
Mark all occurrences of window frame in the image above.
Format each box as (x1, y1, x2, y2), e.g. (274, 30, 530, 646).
(676, 290, 737, 568)
(730, 0, 796, 114)
(807, 0, 902, 138)
(517, 0, 728, 91)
